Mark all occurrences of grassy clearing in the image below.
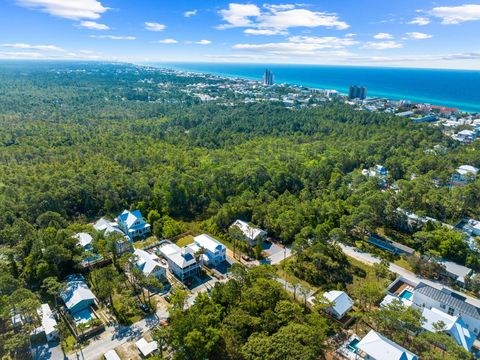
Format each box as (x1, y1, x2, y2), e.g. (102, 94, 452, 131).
(176, 235, 194, 247)
(62, 335, 77, 354)
(346, 256, 392, 299)
(275, 257, 316, 291)
(393, 257, 413, 272)
(133, 236, 159, 249)
(111, 292, 143, 325)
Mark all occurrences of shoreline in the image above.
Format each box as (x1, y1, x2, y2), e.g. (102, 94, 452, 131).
(144, 62, 480, 113)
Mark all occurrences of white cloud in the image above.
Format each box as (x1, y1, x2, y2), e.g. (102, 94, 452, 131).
(218, 3, 261, 28)
(362, 41, 403, 50)
(0, 49, 102, 60)
(16, 0, 108, 20)
(345, 33, 357, 37)
(263, 4, 296, 12)
(90, 35, 136, 40)
(79, 20, 109, 30)
(405, 32, 433, 40)
(1, 43, 64, 51)
(0, 51, 44, 58)
(408, 17, 431, 26)
(288, 36, 359, 48)
(431, 4, 480, 24)
(144, 22, 166, 32)
(373, 32, 393, 39)
(233, 36, 357, 57)
(157, 38, 178, 44)
(195, 40, 211, 45)
(244, 28, 286, 35)
(259, 9, 349, 30)
(233, 42, 351, 56)
(218, 3, 349, 31)
(184, 9, 197, 18)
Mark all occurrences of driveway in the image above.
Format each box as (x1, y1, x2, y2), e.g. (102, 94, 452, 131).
(339, 243, 480, 308)
(32, 341, 66, 360)
(263, 242, 292, 265)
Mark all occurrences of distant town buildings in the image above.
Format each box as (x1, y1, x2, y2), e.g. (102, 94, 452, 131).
(349, 85, 367, 100)
(262, 68, 275, 86)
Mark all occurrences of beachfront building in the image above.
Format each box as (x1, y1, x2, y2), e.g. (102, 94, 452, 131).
(117, 210, 151, 240)
(412, 282, 480, 336)
(187, 234, 226, 267)
(132, 249, 167, 280)
(230, 219, 267, 246)
(322, 290, 354, 320)
(159, 243, 201, 282)
(356, 330, 418, 360)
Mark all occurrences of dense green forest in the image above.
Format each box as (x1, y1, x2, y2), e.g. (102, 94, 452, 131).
(0, 62, 479, 358)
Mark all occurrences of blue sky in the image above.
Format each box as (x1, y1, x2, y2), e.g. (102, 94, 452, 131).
(1, 0, 480, 69)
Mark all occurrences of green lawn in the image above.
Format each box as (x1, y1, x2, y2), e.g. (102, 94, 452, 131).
(176, 235, 194, 247)
(393, 257, 413, 272)
(62, 335, 77, 354)
(133, 236, 159, 249)
(346, 256, 392, 299)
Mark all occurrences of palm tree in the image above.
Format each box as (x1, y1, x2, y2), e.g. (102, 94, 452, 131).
(298, 285, 310, 309)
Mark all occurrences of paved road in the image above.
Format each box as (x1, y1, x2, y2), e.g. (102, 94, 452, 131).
(339, 243, 480, 308)
(267, 244, 292, 265)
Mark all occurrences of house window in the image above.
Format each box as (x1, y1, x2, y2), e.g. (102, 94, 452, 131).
(440, 304, 446, 310)
(447, 307, 454, 316)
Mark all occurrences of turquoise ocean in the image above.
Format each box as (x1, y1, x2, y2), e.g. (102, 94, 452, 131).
(148, 63, 480, 113)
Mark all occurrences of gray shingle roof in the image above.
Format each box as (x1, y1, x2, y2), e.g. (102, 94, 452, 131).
(414, 283, 480, 320)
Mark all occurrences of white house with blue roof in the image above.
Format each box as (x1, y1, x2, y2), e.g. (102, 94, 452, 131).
(60, 274, 97, 322)
(421, 307, 475, 352)
(117, 210, 151, 240)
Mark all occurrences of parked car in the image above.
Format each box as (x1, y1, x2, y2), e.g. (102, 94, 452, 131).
(164, 295, 171, 303)
(242, 255, 251, 261)
(139, 303, 150, 313)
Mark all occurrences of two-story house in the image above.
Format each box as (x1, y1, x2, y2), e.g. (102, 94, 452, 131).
(159, 243, 201, 282)
(117, 210, 151, 240)
(132, 249, 167, 280)
(412, 282, 480, 336)
(230, 219, 267, 246)
(188, 234, 226, 267)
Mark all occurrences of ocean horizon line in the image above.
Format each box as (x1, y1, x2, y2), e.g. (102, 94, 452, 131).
(145, 62, 480, 113)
